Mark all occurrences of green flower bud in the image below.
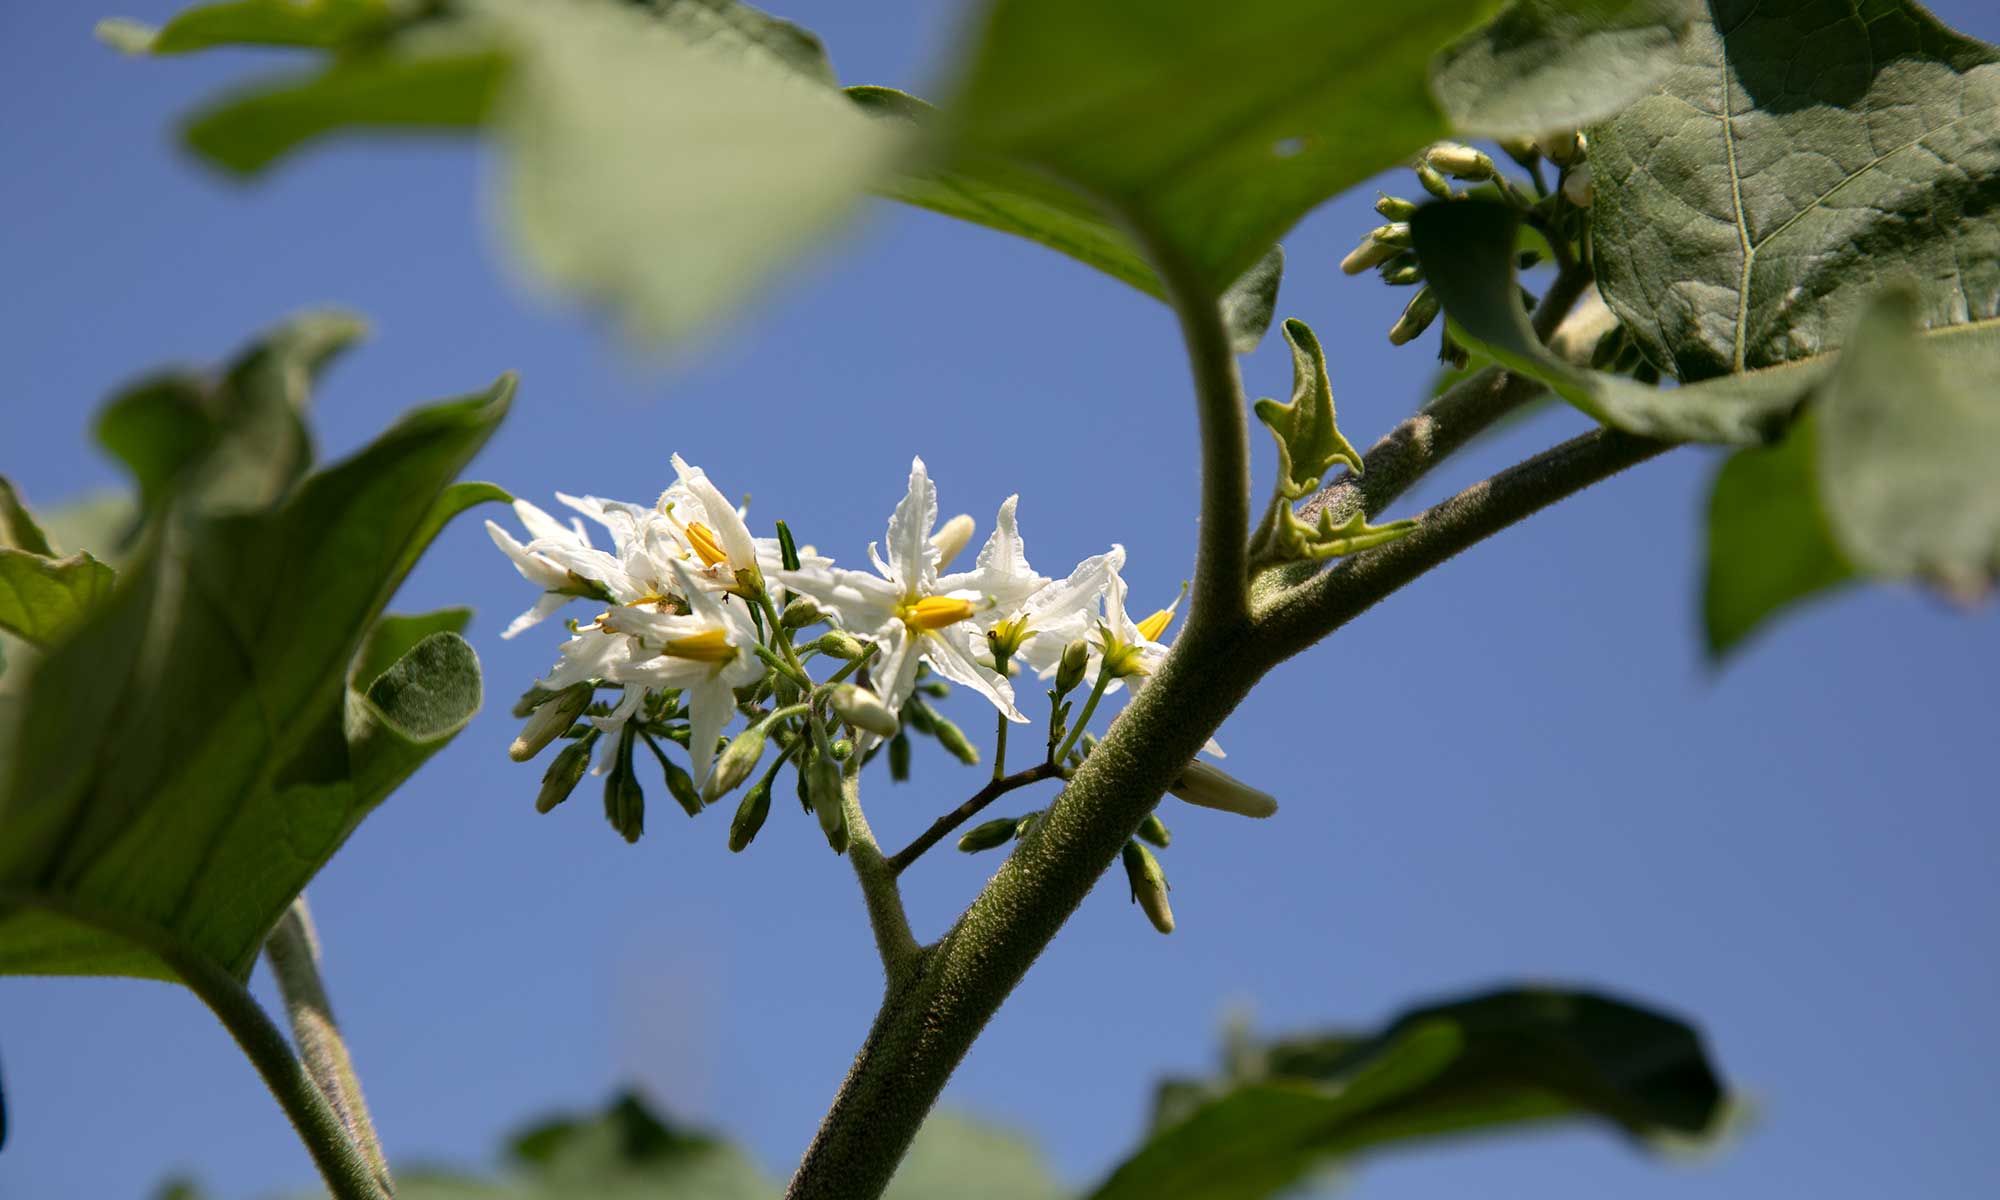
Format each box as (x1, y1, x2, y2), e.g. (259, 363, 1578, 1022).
(1425, 141, 1492, 181)
(1055, 639, 1091, 694)
(1169, 759, 1278, 818)
(1339, 235, 1399, 276)
(1381, 260, 1424, 286)
(928, 712, 980, 765)
(780, 595, 826, 629)
(661, 753, 701, 817)
(702, 725, 767, 805)
(813, 631, 867, 660)
(1015, 810, 1041, 838)
(888, 731, 912, 781)
(958, 816, 1021, 853)
(1136, 812, 1172, 848)
(509, 683, 591, 762)
(808, 755, 847, 853)
(1497, 134, 1539, 169)
(1369, 221, 1412, 248)
(511, 686, 555, 719)
(535, 739, 592, 813)
(603, 752, 644, 844)
(728, 780, 771, 852)
(1373, 193, 1419, 221)
(1387, 286, 1441, 346)
(830, 737, 854, 760)
(1415, 160, 1453, 199)
(829, 683, 899, 738)
(1121, 840, 1174, 935)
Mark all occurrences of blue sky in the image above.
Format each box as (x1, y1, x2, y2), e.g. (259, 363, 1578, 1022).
(2, 2, 1996, 1197)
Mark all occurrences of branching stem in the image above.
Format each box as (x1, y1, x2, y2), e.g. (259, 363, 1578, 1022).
(884, 761, 1065, 876)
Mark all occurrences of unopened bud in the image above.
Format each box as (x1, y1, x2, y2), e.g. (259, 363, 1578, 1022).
(511, 686, 554, 719)
(728, 780, 771, 852)
(1373, 193, 1419, 221)
(1121, 841, 1174, 934)
(830, 737, 854, 760)
(928, 712, 980, 765)
(1055, 639, 1091, 694)
(702, 725, 767, 805)
(604, 758, 644, 844)
(1136, 812, 1172, 848)
(1381, 260, 1424, 286)
(509, 683, 591, 761)
(1369, 222, 1412, 248)
(1539, 129, 1582, 166)
(535, 739, 591, 813)
(958, 816, 1020, 853)
(930, 513, 976, 570)
(888, 731, 912, 781)
(1497, 135, 1539, 169)
(780, 595, 826, 629)
(1415, 160, 1453, 199)
(1425, 141, 1492, 180)
(1340, 235, 1399, 275)
(808, 755, 847, 853)
(1169, 759, 1278, 818)
(813, 631, 867, 660)
(1387, 287, 1441, 346)
(829, 683, 899, 737)
(661, 754, 701, 817)
(1560, 162, 1594, 208)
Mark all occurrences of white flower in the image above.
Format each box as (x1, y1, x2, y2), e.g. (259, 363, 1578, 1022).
(485, 499, 601, 639)
(601, 559, 764, 789)
(775, 457, 1026, 722)
(1008, 544, 1126, 678)
(1089, 559, 1225, 758)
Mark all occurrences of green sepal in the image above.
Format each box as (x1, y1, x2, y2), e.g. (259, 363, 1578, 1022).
(1270, 507, 1419, 564)
(1253, 319, 1363, 502)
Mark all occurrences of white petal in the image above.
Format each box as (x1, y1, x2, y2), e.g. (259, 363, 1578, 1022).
(675, 455, 760, 569)
(772, 565, 900, 630)
(869, 625, 921, 715)
(884, 456, 939, 594)
(512, 498, 573, 545)
(923, 629, 1026, 723)
(502, 591, 571, 640)
(686, 677, 735, 789)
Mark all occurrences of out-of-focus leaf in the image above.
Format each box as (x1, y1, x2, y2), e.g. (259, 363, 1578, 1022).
(1703, 420, 1854, 657)
(97, 0, 398, 55)
(1411, 199, 2000, 443)
(0, 323, 510, 984)
(0, 479, 55, 557)
(1590, 0, 2000, 381)
(1090, 987, 1728, 1200)
(0, 550, 116, 648)
(884, 1112, 1066, 1200)
(944, 0, 1698, 296)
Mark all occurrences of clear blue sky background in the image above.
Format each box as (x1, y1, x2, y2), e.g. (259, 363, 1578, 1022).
(3, 3, 1995, 1197)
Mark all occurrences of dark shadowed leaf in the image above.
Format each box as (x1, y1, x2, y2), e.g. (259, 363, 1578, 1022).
(1088, 987, 1728, 1200)
(1589, 0, 2000, 381)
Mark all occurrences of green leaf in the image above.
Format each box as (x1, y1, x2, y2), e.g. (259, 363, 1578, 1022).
(0, 328, 510, 984)
(1409, 199, 2000, 443)
(945, 0, 1698, 295)
(1703, 420, 1854, 657)
(0, 550, 116, 649)
(0, 478, 56, 557)
(883, 1112, 1066, 1200)
(1091, 987, 1728, 1200)
(1431, 0, 1699, 134)
(1254, 319, 1363, 500)
(1589, 0, 2000, 381)
(97, 0, 398, 55)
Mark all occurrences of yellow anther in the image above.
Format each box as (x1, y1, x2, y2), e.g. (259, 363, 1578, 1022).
(902, 595, 977, 631)
(686, 521, 729, 567)
(1136, 607, 1175, 642)
(660, 628, 734, 663)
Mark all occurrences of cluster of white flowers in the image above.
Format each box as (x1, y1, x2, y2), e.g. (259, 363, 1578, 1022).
(488, 455, 1190, 791)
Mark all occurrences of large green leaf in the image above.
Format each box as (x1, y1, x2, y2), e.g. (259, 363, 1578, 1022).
(98, 0, 399, 55)
(943, 0, 1699, 296)
(1590, 0, 2000, 381)
(0, 327, 510, 984)
(1410, 199, 2000, 443)
(1090, 988, 1727, 1200)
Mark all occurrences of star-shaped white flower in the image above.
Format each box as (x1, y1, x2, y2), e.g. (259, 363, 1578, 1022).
(775, 457, 1026, 722)
(486, 499, 605, 639)
(1006, 543, 1126, 679)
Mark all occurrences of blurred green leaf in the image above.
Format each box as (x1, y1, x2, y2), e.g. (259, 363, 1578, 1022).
(98, 0, 399, 54)
(0, 549, 115, 649)
(0, 478, 55, 557)
(883, 1112, 1066, 1200)
(1590, 0, 2000, 381)
(1092, 987, 1728, 1200)
(944, 0, 1697, 295)
(1703, 420, 1854, 657)
(0, 321, 510, 984)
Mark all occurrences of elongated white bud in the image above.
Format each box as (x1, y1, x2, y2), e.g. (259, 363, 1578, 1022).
(509, 684, 590, 762)
(829, 683, 899, 737)
(702, 725, 766, 805)
(1425, 141, 1492, 181)
(1121, 841, 1174, 934)
(1169, 760, 1278, 819)
(930, 513, 976, 570)
(1561, 162, 1594, 208)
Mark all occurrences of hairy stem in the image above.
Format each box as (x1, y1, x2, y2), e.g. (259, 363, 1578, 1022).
(841, 759, 919, 975)
(264, 896, 392, 1192)
(884, 762, 1064, 875)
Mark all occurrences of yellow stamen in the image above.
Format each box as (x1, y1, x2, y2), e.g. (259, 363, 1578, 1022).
(901, 595, 977, 631)
(686, 521, 728, 567)
(1136, 607, 1175, 642)
(660, 628, 733, 663)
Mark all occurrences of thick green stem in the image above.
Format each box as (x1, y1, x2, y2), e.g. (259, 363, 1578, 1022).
(264, 896, 393, 1192)
(840, 759, 918, 975)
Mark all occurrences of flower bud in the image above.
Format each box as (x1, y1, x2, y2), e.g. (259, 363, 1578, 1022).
(535, 739, 591, 813)
(1169, 759, 1278, 819)
(829, 683, 899, 737)
(603, 758, 644, 844)
(808, 755, 847, 853)
(1425, 141, 1492, 180)
(929, 513, 976, 570)
(1560, 162, 1594, 208)
(1339, 235, 1399, 275)
(1136, 812, 1172, 848)
(888, 730, 912, 781)
(780, 595, 826, 629)
(702, 725, 767, 805)
(1121, 840, 1174, 934)
(928, 712, 980, 765)
(1369, 222, 1412, 248)
(1497, 134, 1539, 169)
(1387, 286, 1441, 346)
(813, 631, 867, 660)
(1055, 639, 1091, 694)
(1381, 260, 1423, 286)
(1539, 129, 1583, 166)
(1373, 193, 1419, 221)
(958, 816, 1020, 853)
(511, 686, 554, 719)
(728, 779, 771, 852)
(661, 754, 701, 817)
(509, 683, 591, 762)
(1438, 331, 1472, 371)
(830, 738, 854, 760)
(1415, 160, 1453, 199)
